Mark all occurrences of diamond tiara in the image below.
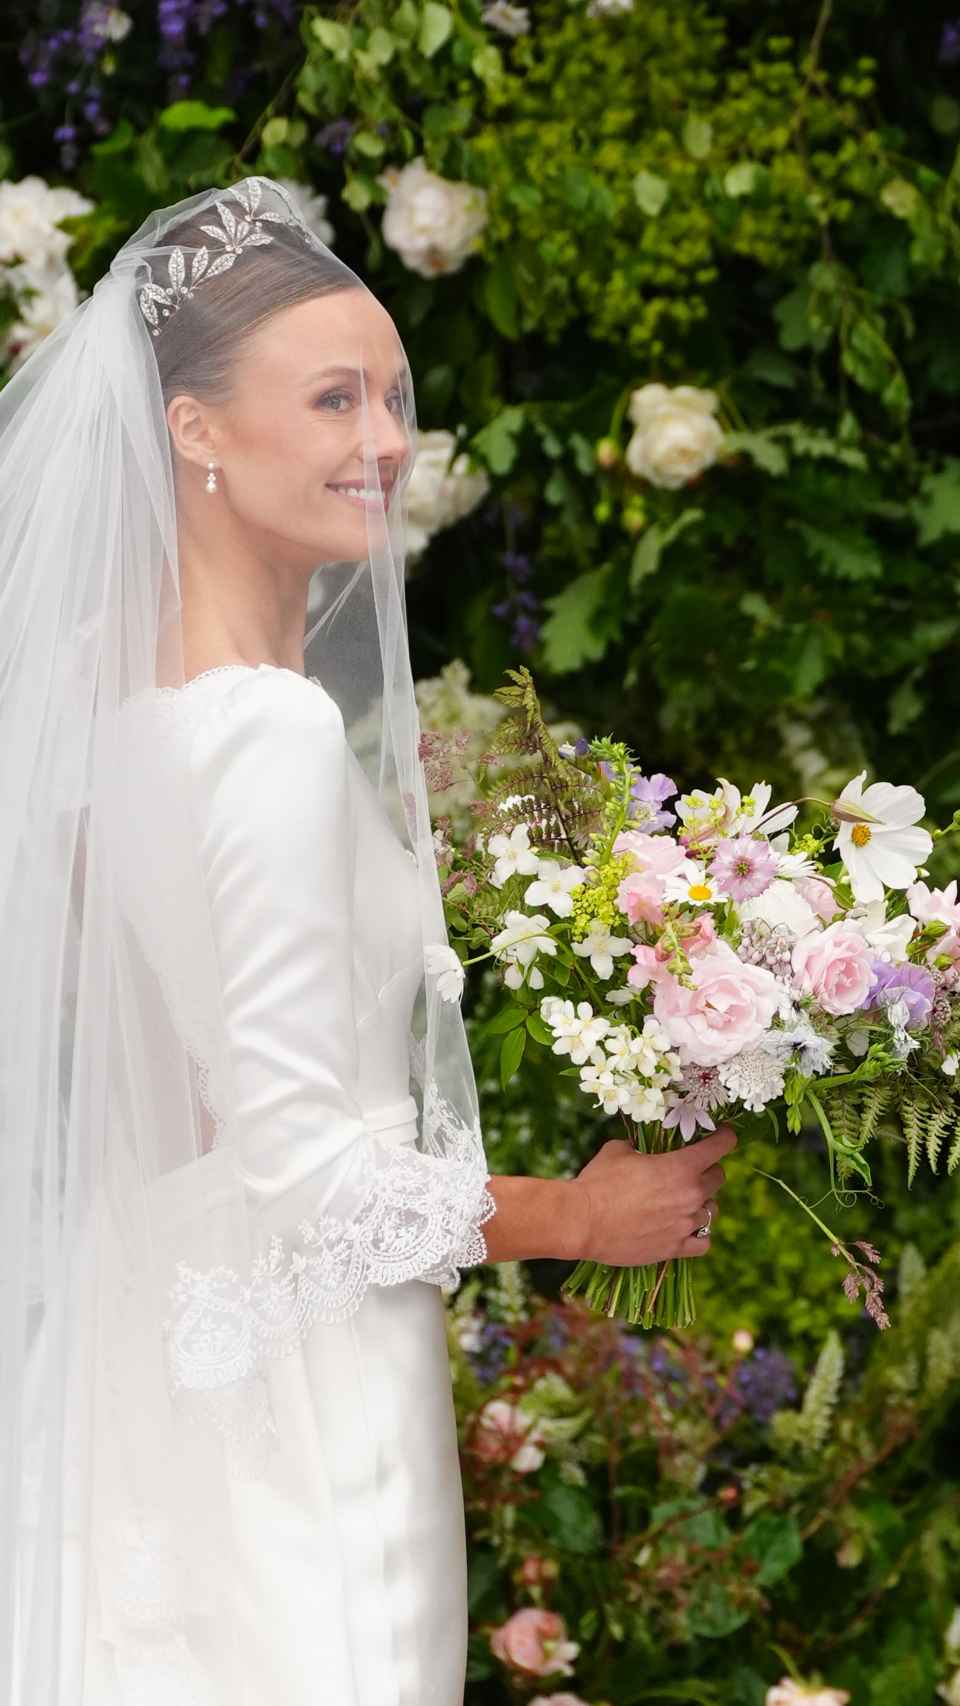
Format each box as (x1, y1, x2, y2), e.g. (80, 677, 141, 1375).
(137, 177, 293, 339)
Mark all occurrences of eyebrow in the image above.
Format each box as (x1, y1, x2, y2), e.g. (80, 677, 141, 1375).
(302, 365, 406, 388)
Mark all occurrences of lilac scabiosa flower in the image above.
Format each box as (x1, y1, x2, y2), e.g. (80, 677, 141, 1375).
(629, 772, 677, 832)
(867, 959, 935, 1028)
(711, 835, 777, 903)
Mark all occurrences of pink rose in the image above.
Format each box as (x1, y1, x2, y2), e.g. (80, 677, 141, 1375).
(791, 922, 875, 1016)
(795, 876, 840, 923)
(490, 1608, 580, 1678)
(530, 1696, 592, 1706)
(472, 1399, 546, 1473)
(643, 940, 782, 1067)
(908, 879, 960, 931)
(614, 832, 689, 928)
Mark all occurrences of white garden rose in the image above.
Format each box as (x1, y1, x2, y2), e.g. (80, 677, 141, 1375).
(0, 175, 93, 270)
(1, 267, 80, 369)
(481, 1, 531, 33)
(587, 0, 634, 13)
(625, 382, 724, 489)
(377, 157, 488, 278)
(404, 429, 490, 559)
(84, 2, 134, 40)
(274, 177, 335, 247)
(766, 1681, 850, 1706)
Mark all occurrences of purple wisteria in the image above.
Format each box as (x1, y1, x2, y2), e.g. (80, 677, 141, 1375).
(492, 550, 542, 653)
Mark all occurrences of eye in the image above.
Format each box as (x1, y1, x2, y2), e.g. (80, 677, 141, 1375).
(314, 389, 353, 412)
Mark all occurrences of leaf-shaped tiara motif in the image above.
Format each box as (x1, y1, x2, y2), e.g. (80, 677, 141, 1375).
(137, 177, 291, 338)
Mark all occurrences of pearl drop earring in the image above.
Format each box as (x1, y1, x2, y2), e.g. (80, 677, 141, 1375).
(205, 460, 218, 494)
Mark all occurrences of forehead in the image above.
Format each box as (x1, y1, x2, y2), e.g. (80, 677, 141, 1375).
(242, 287, 405, 388)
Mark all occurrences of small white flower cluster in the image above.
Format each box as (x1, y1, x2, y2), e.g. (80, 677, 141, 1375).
(403, 429, 490, 560)
(0, 175, 94, 371)
(540, 997, 679, 1120)
(377, 156, 488, 279)
(490, 909, 557, 990)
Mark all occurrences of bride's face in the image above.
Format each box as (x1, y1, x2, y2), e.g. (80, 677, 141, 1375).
(201, 286, 412, 563)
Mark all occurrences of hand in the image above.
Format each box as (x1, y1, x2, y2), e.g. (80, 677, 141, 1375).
(566, 1124, 737, 1266)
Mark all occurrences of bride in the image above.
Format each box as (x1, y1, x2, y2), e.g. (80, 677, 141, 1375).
(0, 174, 733, 1705)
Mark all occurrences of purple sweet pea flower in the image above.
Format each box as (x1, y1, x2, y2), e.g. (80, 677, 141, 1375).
(629, 772, 678, 831)
(867, 959, 935, 1028)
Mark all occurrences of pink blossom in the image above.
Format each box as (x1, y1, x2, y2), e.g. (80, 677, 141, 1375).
(614, 832, 689, 926)
(791, 922, 875, 1016)
(490, 1608, 580, 1678)
(642, 940, 782, 1067)
(907, 879, 960, 931)
(795, 876, 840, 923)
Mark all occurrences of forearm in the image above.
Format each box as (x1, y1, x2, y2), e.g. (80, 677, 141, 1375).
(480, 1172, 584, 1265)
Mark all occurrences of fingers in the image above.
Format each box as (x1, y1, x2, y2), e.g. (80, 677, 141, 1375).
(700, 1162, 726, 1195)
(687, 1124, 737, 1168)
(678, 1196, 718, 1258)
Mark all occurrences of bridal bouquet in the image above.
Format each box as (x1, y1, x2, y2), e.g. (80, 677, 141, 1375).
(425, 668, 960, 1329)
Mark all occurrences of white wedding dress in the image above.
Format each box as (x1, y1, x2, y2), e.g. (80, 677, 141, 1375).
(65, 663, 493, 1706)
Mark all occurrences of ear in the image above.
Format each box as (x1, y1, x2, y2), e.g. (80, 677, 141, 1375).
(166, 394, 218, 471)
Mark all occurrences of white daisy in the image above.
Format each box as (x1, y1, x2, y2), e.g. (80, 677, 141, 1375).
(832, 772, 933, 904)
(663, 861, 719, 908)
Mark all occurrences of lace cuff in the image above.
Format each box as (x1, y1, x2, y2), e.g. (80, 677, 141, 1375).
(161, 1122, 495, 1441)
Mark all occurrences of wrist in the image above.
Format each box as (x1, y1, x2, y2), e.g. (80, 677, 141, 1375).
(554, 1177, 589, 1264)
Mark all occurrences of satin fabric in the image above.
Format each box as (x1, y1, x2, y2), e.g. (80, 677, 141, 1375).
(77, 664, 471, 1705)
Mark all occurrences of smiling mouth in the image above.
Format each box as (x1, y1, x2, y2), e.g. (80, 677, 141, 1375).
(326, 482, 395, 507)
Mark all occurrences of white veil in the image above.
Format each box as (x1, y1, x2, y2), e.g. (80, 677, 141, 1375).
(0, 175, 493, 1700)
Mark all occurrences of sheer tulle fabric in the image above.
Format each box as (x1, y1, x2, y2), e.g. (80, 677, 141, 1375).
(0, 177, 493, 1701)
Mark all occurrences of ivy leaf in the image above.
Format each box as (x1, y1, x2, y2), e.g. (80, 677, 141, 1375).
(471, 406, 525, 475)
(419, 2, 453, 56)
(540, 565, 615, 671)
(530, 1483, 602, 1553)
(499, 1023, 527, 1088)
(738, 1513, 803, 1586)
(791, 521, 883, 581)
(630, 509, 704, 588)
(912, 459, 960, 545)
(632, 169, 670, 216)
(723, 430, 789, 476)
(482, 254, 520, 339)
(683, 115, 713, 158)
(311, 16, 352, 59)
(158, 100, 237, 130)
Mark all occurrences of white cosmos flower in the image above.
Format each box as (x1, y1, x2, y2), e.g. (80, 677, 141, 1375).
(423, 943, 465, 1003)
(523, 858, 586, 917)
(663, 862, 719, 907)
(571, 919, 633, 978)
(832, 771, 933, 904)
(487, 822, 540, 887)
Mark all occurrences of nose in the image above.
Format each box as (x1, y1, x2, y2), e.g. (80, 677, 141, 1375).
(363, 398, 411, 488)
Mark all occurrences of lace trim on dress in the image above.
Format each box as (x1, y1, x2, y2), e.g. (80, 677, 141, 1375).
(161, 1094, 495, 1454)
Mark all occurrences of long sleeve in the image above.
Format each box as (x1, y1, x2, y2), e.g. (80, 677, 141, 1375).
(166, 668, 493, 1391)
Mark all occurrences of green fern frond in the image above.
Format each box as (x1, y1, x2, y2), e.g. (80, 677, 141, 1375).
(897, 1242, 927, 1305)
(859, 1082, 893, 1144)
(786, 1330, 844, 1457)
(900, 1089, 925, 1187)
(926, 1103, 951, 1174)
(947, 1112, 960, 1175)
